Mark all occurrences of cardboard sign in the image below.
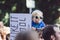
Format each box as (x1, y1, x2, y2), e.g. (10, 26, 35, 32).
(10, 13, 32, 40)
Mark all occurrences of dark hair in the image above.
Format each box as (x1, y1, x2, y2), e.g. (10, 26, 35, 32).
(15, 30, 39, 40)
(42, 25, 56, 40)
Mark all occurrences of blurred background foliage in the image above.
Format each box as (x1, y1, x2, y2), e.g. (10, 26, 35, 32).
(0, 0, 60, 26)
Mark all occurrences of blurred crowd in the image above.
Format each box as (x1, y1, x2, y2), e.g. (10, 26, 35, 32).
(15, 25, 60, 40)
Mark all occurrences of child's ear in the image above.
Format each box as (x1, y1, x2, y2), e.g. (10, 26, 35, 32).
(51, 35, 55, 40)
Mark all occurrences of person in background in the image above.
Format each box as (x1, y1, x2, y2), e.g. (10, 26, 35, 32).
(0, 21, 10, 40)
(15, 30, 39, 40)
(32, 10, 45, 31)
(42, 25, 60, 40)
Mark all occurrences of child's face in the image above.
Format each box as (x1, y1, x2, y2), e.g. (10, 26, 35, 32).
(32, 16, 42, 23)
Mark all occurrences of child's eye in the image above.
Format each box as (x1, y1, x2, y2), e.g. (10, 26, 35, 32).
(35, 16, 39, 19)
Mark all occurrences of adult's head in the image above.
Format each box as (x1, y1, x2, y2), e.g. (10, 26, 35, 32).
(15, 30, 39, 40)
(42, 25, 60, 40)
(32, 10, 43, 23)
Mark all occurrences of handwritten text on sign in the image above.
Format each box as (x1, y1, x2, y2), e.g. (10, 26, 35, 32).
(10, 13, 32, 40)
